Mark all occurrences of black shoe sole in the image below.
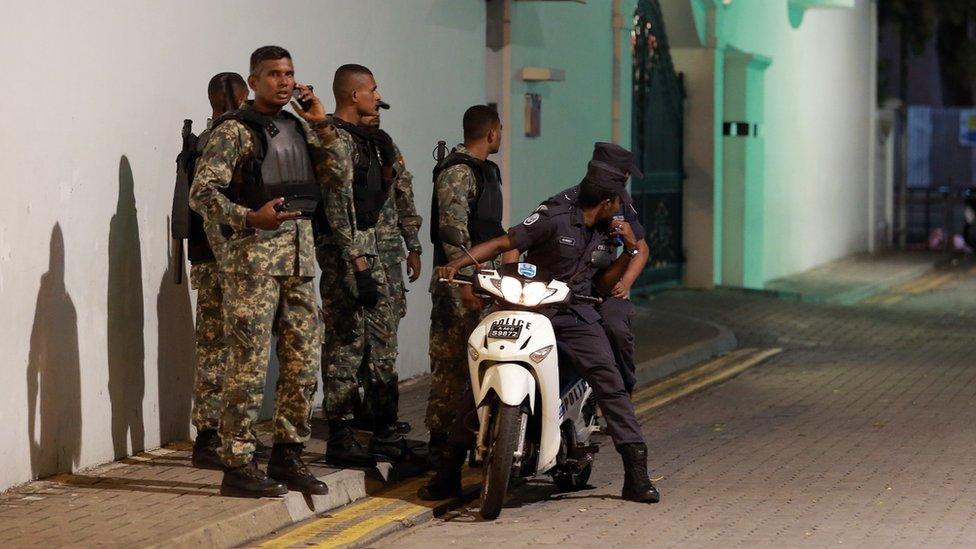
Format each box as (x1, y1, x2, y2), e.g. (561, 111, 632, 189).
(219, 483, 288, 498)
(622, 491, 661, 503)
(267, 469, 330, 496)
(276, 480, 329, 496)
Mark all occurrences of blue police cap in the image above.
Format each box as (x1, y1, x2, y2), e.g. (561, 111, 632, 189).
(592, 142, 643, 179)
(583, 160, 629, 200)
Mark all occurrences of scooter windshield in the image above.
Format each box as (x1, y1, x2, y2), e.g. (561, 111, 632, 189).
(490, 263, 562, 307)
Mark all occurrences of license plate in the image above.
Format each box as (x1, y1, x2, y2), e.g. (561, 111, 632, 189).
(488, 320, 523, 340)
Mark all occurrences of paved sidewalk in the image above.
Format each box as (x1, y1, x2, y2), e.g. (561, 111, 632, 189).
(0, 306, 731, 548)
(764, 251, 944, 304)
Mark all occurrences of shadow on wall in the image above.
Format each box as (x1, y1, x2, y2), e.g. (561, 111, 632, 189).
(156, 220, 195, 443)
(107, 155, 146, 459)
(26, 223, 82, 479)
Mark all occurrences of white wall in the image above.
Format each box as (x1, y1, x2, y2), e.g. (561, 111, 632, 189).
(0, 0, 486, 491)
(718, 1, 876, 282)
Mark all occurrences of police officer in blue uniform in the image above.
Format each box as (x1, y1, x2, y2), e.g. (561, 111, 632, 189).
(537, 142, 649, 393)
(419, 158, 660, 504)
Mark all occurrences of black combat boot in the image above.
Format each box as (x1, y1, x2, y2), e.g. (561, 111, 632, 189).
(369, 424, 406, 462)
(191, 429, 223, 470)
(325, 421, 377, 468)
(267, 443, 329, 495)
(426, 431, 448, 469)
(417, 444, 467, 501)
(253, 432, 272, 460)
(221, 459, 288, 497)
(619, 443, 661, 503)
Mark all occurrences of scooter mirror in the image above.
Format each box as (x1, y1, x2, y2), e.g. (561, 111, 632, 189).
(439, 226, 466, 248)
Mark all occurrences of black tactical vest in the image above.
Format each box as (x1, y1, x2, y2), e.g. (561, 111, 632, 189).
(186, 128, 215, 264)
(331, 117, 388, 230)
(430, 150, 506, 266)
(213, 108, 322, 222)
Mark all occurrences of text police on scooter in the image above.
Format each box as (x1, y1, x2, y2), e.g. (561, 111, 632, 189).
(428, 159, 661, 504)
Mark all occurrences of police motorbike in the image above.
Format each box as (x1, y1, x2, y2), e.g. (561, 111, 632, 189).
(438, 228, 603, 520)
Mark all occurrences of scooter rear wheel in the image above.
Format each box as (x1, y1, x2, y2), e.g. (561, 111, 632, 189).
(479, 401, 523, 520)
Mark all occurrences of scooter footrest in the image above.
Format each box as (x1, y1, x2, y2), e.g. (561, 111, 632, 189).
(571, 443, 600, 456)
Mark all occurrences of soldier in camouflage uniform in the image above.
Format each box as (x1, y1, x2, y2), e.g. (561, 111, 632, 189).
(422, 106, 511, 478)
(356, 113, 423, 434)
(317, 64, 402, 467)
(190, 46, 350, 497)
(189, 72, 249, 470)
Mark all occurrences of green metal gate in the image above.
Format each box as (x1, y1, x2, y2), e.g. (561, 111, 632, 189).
(631, 0, 685, 289)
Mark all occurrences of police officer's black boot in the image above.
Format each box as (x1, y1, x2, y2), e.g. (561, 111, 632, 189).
(619, 443, 660, 503)
(267, 443, 329, 495)
(417, 444, 466, 501)
(325, 420, 377, 468)
(221, 459, 288, 497)
(191, 429, 223, 470)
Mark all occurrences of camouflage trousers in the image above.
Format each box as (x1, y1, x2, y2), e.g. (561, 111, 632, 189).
(318, 247, 399, 426)
(378, 248, 407, 320)
(218, 272, 321, 468)
(425, 292, 483, 434)
(189, 262, 227, 432)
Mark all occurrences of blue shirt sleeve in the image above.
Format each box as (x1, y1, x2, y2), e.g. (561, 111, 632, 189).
(508, 211, 556, 252)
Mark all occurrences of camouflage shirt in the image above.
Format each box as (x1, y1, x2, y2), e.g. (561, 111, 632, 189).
(189, 102, 351, 277)
(317, 118, 378, 262)
(430, 143, 499, 293)
(375, 142, 423, 260)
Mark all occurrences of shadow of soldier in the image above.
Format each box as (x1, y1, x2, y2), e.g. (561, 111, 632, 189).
(157, 218, 195, 444)
(26, 223, 82, 479)
(107, 155, 146, 459)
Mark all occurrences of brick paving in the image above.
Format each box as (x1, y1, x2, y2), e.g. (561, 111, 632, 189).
(379, 259, 976, 548)
(0, 308, 724, 547)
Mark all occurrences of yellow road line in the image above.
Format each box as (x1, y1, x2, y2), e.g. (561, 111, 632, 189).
(259, 469, 481, 548)
(631, 348, 764, 404)
(633, 348, 782, 415)
(864, 271, 955, 305)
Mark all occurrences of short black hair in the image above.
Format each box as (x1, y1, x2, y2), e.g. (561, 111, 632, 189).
(577, 178, 618, 208)
(333, 64, 374, 99)
(207, 72, 247, 111)
(462, 105, 500, 141)
(249, 45, 291, 76)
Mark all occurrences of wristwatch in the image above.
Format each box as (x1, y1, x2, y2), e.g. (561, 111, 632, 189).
(624, 246, 639, 257)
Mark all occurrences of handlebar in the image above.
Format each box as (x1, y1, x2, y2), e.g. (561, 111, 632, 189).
(438, 274, 473, 285)
(438, 275, 604, 306)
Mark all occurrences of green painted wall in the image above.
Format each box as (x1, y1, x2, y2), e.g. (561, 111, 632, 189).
(507, 0, 637, 221)
(711, 0, 874, 284)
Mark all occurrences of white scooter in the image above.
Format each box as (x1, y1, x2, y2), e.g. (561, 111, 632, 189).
(439, 230, 603, 520)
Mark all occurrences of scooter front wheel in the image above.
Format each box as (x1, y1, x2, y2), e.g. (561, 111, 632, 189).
(479, 401, 523, 520)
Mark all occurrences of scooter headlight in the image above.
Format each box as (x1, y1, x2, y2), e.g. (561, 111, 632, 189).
(468, 343, 480, 362)
(529, 345, 554, 363)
